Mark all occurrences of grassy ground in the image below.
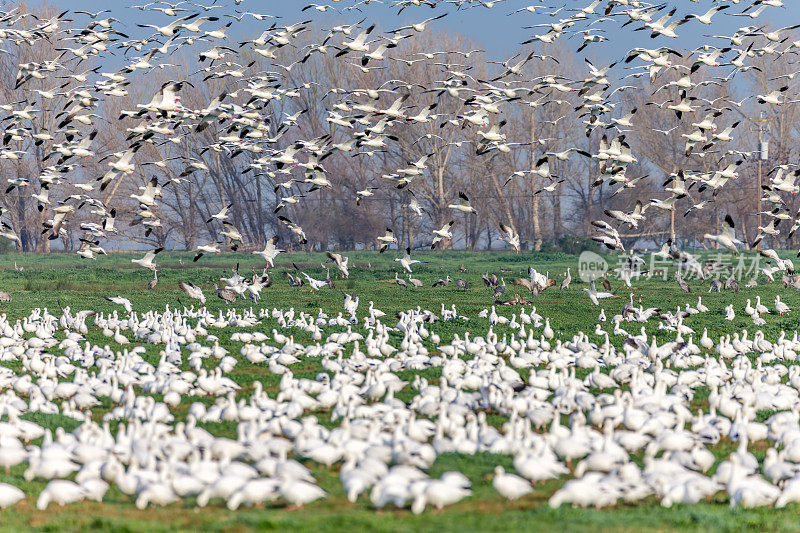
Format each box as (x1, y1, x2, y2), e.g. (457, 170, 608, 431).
(0, 248, 797, 531)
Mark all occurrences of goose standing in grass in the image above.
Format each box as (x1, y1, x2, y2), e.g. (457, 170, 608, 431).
(755, 296, 769, 315)
(560, 268, 572, 290)
(36, 480, 86, 510)
(0, 483, 24, 509)
(214, 284, 236, 304)
(432, 275, 451, 287)
(492, 466, 533, 500)
(394, 272, 408, 288)
(775, 295, 790, 315)
(493, 278, 506, 301)
(322, 264, 335, 289)
(677, 275, 691, 293)
(280, 479, 326, 509)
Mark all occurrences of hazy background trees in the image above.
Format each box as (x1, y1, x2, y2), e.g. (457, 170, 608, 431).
(0, 3, 796, 253)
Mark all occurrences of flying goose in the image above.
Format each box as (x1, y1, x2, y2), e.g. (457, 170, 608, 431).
(194, 242, 221, 262)
(583, 280, 613, 305)
(377, 228, 398, 253)
(278, 217, 308, 245)
(704, 215, 743, 254)
(105, 296, 132, 314)
(178, 281, 206, 305)
(253, 236, 284, 267)
(131, 248, 162, 271)
(301, 272, 328, 293)
(448, 192, 477, 215)
(431, 221, 455, 249)
(498, 223, 520, 253)
(326, 252, 350, 278)
(395, 248, 425, 274)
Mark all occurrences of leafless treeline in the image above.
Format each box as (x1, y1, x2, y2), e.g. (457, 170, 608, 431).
(0, 3, 798, 253)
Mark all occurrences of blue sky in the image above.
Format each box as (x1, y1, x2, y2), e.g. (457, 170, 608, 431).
(26, 0, 800, 61)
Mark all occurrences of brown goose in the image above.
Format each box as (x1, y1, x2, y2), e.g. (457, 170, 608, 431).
(323, 264, 335, 289)
(560, 267, 572, 290)
(493, 278, 506, 300)
(512, 278, 533, 292)
(215, 284, 236, 304)
(677, 275, 691, 293)
(286, 272, 304, 288)
(432, 275, 451, 287)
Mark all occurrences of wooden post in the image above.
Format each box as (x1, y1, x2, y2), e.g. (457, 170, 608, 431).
(670, 208, 675, 244)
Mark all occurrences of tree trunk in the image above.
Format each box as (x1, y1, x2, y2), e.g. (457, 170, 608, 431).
(553, 184, 561, 241)
(530, 112, 542, 251)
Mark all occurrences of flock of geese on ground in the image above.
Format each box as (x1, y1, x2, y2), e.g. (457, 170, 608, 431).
(4, 254, 800, 512)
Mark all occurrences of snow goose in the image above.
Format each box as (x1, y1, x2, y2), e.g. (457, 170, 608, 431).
(703, 215, 743, 253)
(0, 483, 24, 508)
(279, 478, 325, 508)
(410, 477, 471, 514)
(776, 476, 800, 508)
(775, 295, 790, 315)
(36, 480, 86, 509)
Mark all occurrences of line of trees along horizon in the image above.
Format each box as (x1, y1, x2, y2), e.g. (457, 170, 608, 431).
(0, 3, 797, 253)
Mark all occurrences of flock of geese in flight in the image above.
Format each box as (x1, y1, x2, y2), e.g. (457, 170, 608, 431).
(0, 0, 797, 260)
(3, 0, 800, 519)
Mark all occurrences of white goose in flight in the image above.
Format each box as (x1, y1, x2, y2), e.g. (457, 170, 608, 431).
(395, 247, 425, 274)
(131, 248, 162, 271)
(253, 236, 283, 267)
(703, 215, 743, 253)
(431, 221, 454, 249)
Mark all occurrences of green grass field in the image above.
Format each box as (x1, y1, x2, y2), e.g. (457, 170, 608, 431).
(0, 249, 799, 532)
